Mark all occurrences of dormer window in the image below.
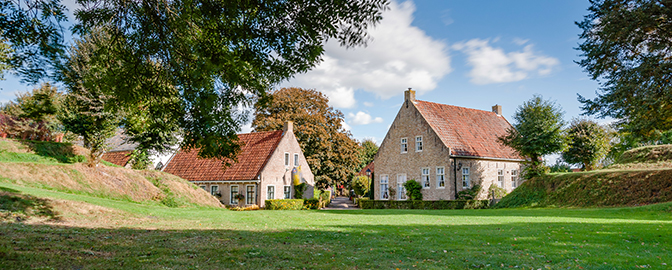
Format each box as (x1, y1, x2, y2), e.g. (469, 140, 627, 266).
(415, 136, 423, 152)
(401, 138, 408, 153)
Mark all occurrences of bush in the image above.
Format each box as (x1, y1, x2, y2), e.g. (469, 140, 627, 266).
(456, 184, 481, 200)
(352, 175, 371, 198)
(304, 198, 320, 209)
(403, 179, 423, 200)
(293, 183, 306, 199)
(314, 189, 332, 208)
(358, 199, 489, 210)
(265, 199, 304, 210)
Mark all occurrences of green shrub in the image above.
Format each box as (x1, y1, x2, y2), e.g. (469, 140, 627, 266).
(403, 179, 423, 200)
(265, 199, 304, 210)
(293, 183, 306, 199)
(488, 184, 507, 199)
(303, 198, 320, 209)
(358, 199, 489, 210)
(456, 184, 481, 200)
(314, 189, 331, 208)
(352, 175, 371, 198)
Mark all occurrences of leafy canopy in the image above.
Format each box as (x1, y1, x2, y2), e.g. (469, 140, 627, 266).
(576, 0, 672, 139)
(252, 87, 361, 187)
(403, 180, 422, 201)
(359, 139, 378, 170)
(351, 175, 371, 198)
(562, 119, 611, 171)
(499, 95, 566, 178)
(72, 0, 388, 162)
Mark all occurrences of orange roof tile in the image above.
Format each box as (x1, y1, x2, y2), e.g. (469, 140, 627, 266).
(102, 150, 132, 167)
(357, 161, 374, 176)
(414, 100, 522, 160)
(163, 130, 283, 181)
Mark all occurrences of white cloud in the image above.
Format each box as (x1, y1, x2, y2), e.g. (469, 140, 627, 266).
(348, 111, 384, 125)
(452, 39, 559, 85)
(283, 0, 451, 108)
(363, 102, 374, 107)
(441, 9, 454, 26)
(341, 120, 351, 131)
(512, 38, 529, 45)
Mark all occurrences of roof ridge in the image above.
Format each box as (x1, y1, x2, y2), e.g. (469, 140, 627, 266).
(415, 99, 497, 116)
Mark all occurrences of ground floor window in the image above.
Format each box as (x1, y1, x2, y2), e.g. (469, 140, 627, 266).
(437, 167, 445, 188)
(246, 185, 255, 205)
(199, 185, 207, 191)
(397, 174, 407, 200)
(284, 185, 291, 199)
(230, 185, 239, 204)
(210, 185, 219, 196)
(462, 167, 470, 189)
(497, 169, 504, 188)
(380, 175, 389, 200)
(267, 185, 275, 200)
(422, 168, 430, 188)
(511, 169, 519, 188)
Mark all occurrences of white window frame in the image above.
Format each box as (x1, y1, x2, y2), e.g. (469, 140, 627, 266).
(267, 185, 275, 200)
(421, 167, 430, 189)
(462, 167, 470, 189)
(294, 153, 299, 167)
(283, 185, 291, 199)
(511, 169, 519, 188)
(210, 185, 219, 196)
(397, 174, 407, 200)
(284, 152, 290, 167)
(415, 136, 423, 152)
(230, 185, 239, 205)
(400, 138, 408, 153)
(199, 185, 207, 191)
(246, 185, 256, 205)
(436, 167, 445, 189)
(497, 169, 504, 188)
(380, 174, 389, 200)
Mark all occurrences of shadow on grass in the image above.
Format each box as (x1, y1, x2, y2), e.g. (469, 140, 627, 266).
(18, 140, 85, 164)
(0, 188, 60, 222)
(0, 218, 670, 269)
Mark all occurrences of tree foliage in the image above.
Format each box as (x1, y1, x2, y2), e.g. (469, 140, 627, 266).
(499, 95, 566, 178)
(562, 119, 611, 171)
(0, 83, 63, 132)
(351, 175, 371, 198)
(252, 87, 361, 187)
(71, 0, 387, 162)
(0, 0, 67, 82)
(576, 0, 672, 138)
(358, 139, 378, 170)
(403, 180, 422, 201)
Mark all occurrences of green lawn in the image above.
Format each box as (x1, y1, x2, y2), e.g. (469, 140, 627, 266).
(1, 183, 671, 269)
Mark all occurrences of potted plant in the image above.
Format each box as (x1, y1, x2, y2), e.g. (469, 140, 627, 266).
(234, 193, 245, 207)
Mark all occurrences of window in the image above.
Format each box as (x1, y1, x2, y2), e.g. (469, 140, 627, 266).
(246, 185, 255, 205)
(437, 167, 445, 188)
(416, 136, 423, 152)
(230, 185, 239, 204)
(267, 185, 275, 200)
(199, 185, 207, 191)
(284, 153, 290, 166)
(511, 169, 519, 188)
(380, 175, 389, 200)
(284, 185, 291, 199)
(294, 153, 299, 167)
(210, 185, 219, 196)
(422, 168, 430, 188)
(400, 138, 408, 153)
(498, 169, 504, 188)
(397, 174, 407, 200)
(462, 167, 470, 189)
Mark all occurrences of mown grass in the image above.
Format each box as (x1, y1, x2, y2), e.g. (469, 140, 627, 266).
(1, 183, 671, 269)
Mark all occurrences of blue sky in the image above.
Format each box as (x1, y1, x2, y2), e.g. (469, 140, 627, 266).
(1, 0, 603, 146)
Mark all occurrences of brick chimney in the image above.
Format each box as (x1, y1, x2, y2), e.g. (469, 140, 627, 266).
(404, 88, 416, 102)
(283, 121, 293, 134)
(492, 104, 502, 116)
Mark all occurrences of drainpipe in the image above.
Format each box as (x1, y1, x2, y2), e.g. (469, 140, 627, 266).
(453, 156, 458, 200)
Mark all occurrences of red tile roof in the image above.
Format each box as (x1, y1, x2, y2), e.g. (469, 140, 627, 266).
(102, 150, 132, 167)
(163, 130, 284, 181)
(357, 161, 374, 177)
(414, 100, 522, 160)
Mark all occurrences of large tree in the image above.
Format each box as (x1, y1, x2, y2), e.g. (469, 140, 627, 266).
(499, 95, 566, 178)
(71, 0, 388, 162)
(576, 0, 672, 138)
(562, 119, 611, 171)
(252, 87, 361, 188)
(358, 139, 378, 170)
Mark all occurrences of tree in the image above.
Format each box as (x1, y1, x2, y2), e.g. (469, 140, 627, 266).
(351, 175, 371, 199)
(562, 119, 611, 171)
(0, 0, 67, 82)
(1, 83, 63, 131)
(498, 95, 566, 178)
(576, 0, 672, 139)
(403, 180, 422, 201)
(358, 139, 378, 170)
(252, 87, 361, 188)
(71, 0, 388, 162)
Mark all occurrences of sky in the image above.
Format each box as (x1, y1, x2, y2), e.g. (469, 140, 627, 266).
(1, 0, 605, 149)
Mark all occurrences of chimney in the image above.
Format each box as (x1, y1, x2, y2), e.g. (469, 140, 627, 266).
(404, 88, 416, 102)
(283, 121, 293, 134)
(492, 104, 502, 116)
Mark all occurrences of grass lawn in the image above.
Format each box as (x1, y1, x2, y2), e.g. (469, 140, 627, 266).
(1, 183, 671, 269)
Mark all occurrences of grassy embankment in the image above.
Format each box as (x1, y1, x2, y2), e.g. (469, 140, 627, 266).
(497, 145, 672, 208)
(1, 139, 671, 269)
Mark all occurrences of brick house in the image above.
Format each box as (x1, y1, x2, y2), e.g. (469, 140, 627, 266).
(374, 89, 524, 201)
(162, 122, 314, 207)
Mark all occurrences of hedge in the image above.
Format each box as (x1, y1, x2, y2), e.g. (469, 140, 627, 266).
(358, 199, 490, 210)
(265, 199, 304, 210)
